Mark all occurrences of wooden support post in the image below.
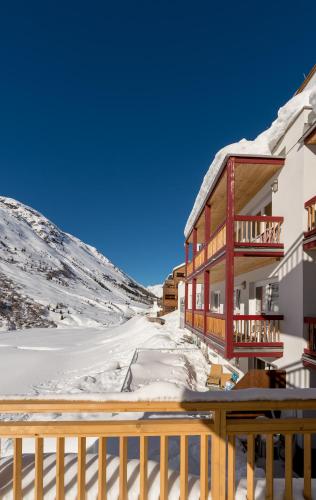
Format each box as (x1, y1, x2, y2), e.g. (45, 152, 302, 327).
(247, 434, 255, 500)
(119, 437, 128, 500)
(160, 436, 168, 500)
(140, 436, 148, 500)
(35, 437, 44, 500)
(265, 434, 273, 500)
(204, 270, 209, 335)
(56, 437, 65, 500)
(78, 437, 86, 500)
(180, 435, 188, 500)
(98, 437, 107, 500)
(192, 278, 197, 329)
(227, 435, 235, 500)
(13, 438, 22, 500)
(304, 433, 312, 500)
(200, 434, 208, 500)
(225, 158, 235, 359)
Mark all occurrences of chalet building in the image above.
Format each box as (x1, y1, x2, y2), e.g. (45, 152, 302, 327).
(162, 263, 185, 314)
(184, 65, 316, 386)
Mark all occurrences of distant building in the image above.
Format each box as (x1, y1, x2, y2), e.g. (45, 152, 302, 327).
(162, 263, 186, 314)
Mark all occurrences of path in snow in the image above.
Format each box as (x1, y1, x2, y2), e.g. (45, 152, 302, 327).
(0, 311, 208, 396)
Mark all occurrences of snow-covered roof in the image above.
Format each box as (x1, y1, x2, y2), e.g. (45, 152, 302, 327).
(172, 262, 185, 272)
(184, 79, 316, 239)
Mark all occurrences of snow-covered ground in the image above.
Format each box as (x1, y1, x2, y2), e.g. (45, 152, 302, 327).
(0, 311, 208, 397)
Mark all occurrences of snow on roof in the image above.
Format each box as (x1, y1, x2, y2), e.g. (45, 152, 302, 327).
(172, 262, 185, 272)
(184, 80, 316, 239)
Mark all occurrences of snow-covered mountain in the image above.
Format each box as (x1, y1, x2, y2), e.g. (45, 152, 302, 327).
(0, 197, 155, 331)
(146, 284, 163, 298)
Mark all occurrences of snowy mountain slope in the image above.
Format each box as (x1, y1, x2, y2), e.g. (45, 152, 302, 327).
(0, 197, 155, 330)
(146, 284, 163, 298)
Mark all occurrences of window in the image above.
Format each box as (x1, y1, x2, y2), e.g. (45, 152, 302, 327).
(255, 281, 279, 314)
(176, 272, 185, 278)
(234, 288, 241, 313)
(212, 291, 221, 313)
(165, 294, 176, 300)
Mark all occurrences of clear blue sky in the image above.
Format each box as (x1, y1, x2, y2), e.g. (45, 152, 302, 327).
(0, 1, 315, 285)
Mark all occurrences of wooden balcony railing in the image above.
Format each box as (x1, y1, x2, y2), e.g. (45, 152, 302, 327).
(233, 314, 283, 343)
(194, 248, 205, 271)
(186, 261, 193, 276)
(305, 196, 316, 233)
(206, 312, 225, 340)
(193, 310, 204, 331)
(185, 310, 193, 326)
(234, 216, 283, 246)
(1, 395, 316, 499)
(207, 223, 226, 260)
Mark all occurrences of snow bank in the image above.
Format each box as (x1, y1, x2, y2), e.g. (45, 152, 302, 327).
(184, 82, 316, 238)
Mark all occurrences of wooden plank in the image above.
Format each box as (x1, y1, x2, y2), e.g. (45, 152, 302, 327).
(227, 435, 235, 500)
(119, 436, 127, 500)
(211, 410, 220, 500)
(285, 435, 292, 500)
(227, 418, 316, 434)
(0, 418, 214, 437)
(219, 410, 226, 500)
(98, 437, 107, 500)
(265, 434, 273, 500)
(160, 435, 168, 500)
(180, 435, 188, 500)
(200, 434, 208, 500)
(304, 434, 311, 500)
(139, 436, 148, 500)
(247, 434, 255, 500)
(13, 438, 22, 500)
(35, 437, 44, 500)
(78, 436, 86, 500)
(56, 437, 65, 500)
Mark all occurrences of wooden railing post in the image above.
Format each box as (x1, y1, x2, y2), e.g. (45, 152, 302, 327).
(212, 409, 226, 500)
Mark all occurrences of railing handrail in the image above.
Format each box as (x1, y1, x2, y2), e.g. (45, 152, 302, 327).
(305, 195, 316, 208)
(305, 316, 316, 324)
(233, 314, 284, 320)
(207, 312, 225, 319)
(207, 219, 226, 243)
(3, 391, 316, 412)
(234, 215, 284, 222)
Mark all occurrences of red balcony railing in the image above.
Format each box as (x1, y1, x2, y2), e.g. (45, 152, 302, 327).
(234, 216, 283, 247)
(304, 317, 316, 354)
(233, 314, 283, 343)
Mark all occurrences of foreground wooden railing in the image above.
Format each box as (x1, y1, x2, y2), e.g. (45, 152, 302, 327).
(233, 314, 283, 343)
(234, 216, 283, 246)
(1, 395, 316, 499)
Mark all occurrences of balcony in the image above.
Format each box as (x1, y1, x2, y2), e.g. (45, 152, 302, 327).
(233, 314, 284, 358)
(1, 395, 316, 499)
(304, 196, 316, 251)
(234, 215, 284, 257)
(302, 317, 316, 368)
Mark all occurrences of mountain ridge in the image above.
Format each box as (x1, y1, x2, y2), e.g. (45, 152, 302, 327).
(0, 197, 154, 331)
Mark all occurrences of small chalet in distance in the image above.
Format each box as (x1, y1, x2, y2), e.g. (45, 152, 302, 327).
(162, 263, 185, 315)
(183, 64, 316, 386)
